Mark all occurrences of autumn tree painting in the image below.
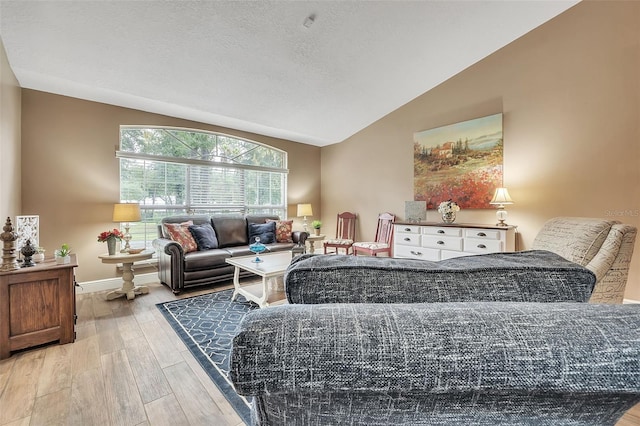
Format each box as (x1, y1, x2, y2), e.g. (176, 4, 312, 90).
(414, 113, 503, 209)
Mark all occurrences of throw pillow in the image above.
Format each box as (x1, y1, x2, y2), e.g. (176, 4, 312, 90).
(248, 221, 276, 245)
(188, 223, 219, 250)
(164, 221, 198, 253)
(266, 219, 293, 243)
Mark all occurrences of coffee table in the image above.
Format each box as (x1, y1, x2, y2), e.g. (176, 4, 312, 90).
(226, 251, 293, 307)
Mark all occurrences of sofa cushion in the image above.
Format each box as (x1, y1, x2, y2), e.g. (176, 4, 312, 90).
(188, 222, 219, 250)
(183, 249, 231, 271)
(531, 217, 617, 266)
(212, 217, 249, 248)
(285, 250, 596, 304)
(249, 222, 276, 244)
(164, 221, 198, 253)
(267, 219, 294, 243)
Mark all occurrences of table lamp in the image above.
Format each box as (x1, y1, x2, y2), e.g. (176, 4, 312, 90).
(297, 203, 313, 232)
(489, 188, 514, 227)
(113, 203, 141, 252)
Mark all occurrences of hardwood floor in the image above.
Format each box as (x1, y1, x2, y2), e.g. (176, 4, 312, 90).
(0, 280, 639, 426)
(0, 282, 244, 426)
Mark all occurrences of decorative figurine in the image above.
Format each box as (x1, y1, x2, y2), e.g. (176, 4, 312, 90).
(1, 217, 19, 271)
(20, 239, 37, 267)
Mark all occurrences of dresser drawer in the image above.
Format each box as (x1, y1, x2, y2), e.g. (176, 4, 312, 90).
(395, 232, 421, 247)
(464, 229, 502, 240)
(422, 227, 462, 237)
(422, 235, 463, 251)
(394, 245, 440, 261)
(464, 238, 503, 254)
(395, 224, 420, 234)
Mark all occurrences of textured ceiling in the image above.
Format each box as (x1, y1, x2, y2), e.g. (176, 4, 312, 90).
(0, 1, 578, 146)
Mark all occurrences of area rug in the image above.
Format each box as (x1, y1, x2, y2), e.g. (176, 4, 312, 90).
(156, 289, 258, 424)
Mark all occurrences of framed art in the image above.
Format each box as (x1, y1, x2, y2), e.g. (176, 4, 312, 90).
(413, 113, 503, 209)
(15, 215, 39, 254)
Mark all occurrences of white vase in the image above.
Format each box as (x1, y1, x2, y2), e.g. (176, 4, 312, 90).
(33, 253, 45, 263)
(55, 255, 71, 265)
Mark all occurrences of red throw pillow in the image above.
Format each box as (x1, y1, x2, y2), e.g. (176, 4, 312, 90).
(267, 219, 293, 243)
(164, 221, 198, 253)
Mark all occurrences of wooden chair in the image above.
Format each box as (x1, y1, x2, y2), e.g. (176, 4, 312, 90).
(324, 212, 357, 255)
(353, 213, 396, 257)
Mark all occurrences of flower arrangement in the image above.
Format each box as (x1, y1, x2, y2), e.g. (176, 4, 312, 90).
(97, 229, 124, 242)
(438, 200, 461, 215)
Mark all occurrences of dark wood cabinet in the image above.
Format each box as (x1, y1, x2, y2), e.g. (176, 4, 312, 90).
(0, 255, 78, 359)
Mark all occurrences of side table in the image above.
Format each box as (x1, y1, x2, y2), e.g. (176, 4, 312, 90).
(99, 250, 154, 300)
(306, 234, 325, 254)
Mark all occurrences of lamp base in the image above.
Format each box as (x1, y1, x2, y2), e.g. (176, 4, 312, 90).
(495, 208, 509, 227)
(121, 223, 132, 253)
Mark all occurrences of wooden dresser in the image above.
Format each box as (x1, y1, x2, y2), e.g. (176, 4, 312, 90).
(393, 222, 517, 261)
(0, 255, 78, 359)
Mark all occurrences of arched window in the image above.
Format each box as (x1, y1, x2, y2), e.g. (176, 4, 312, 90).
(117, 126, 288, 248)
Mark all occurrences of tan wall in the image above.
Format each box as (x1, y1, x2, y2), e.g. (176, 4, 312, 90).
(21, 90, 321, 283)
(0, 36, 21, 221)
(321, 1, 640, 300)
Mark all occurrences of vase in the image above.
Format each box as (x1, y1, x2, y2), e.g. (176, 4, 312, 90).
(107, 237, 117, 255)
(314, 228, 321, 236)
(442, 211, 456, 224)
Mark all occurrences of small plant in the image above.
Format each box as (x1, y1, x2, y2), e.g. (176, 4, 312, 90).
(55, 243, 71, 257)
(311, 220, 322, 229)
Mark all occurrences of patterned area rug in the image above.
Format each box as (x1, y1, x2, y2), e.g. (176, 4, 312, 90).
(156, 289, 258, 424)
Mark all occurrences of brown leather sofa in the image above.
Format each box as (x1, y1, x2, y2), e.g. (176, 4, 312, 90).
(153, 215, 308, 294)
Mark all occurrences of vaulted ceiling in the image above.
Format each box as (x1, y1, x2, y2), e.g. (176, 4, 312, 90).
(0, 1, 579, 146)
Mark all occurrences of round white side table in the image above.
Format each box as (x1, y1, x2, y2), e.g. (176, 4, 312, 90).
(99, 250, 154, 300)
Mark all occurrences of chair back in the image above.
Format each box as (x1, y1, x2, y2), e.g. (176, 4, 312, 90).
(335, 212, 357, 240)
(374, 213, 396, 244)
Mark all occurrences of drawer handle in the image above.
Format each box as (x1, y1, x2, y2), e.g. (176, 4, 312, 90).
(404, 227, 411, 232)
(477, 232, 486, 237)
(410, 250, 423, 256)
(437, 230, 445, 234)
(437, 240, 445, 245)
(477, 244, 487, 249)
(403, 237, 412, 242)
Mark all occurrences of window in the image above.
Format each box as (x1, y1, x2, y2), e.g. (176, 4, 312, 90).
(117, 126, 288, 248)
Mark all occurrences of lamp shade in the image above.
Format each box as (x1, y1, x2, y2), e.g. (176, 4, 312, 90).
(297, 203, 313, 217)
(113, 203, 141, 222)
(490, 188, 514, 205)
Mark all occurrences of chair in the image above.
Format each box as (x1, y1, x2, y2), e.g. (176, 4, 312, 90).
(323, 212, 357, 255)
(231, 254, 640, 425)
(352, 212, 395, 257)
(531, 217, 637, 303)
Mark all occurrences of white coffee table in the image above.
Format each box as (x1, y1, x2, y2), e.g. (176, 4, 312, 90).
(226, 251, 293, 307)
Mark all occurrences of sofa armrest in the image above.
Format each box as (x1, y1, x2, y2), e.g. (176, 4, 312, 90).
(291, 231, 308, 246)
(231, 302, 640, 396)
(152, 237, 185, 293)
(285, 251, 596, 304)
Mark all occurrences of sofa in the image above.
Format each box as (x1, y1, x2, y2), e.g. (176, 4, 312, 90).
(230, 253, 640, 425)
(152, 214, 308, 294)
(531, 216, 637, 303)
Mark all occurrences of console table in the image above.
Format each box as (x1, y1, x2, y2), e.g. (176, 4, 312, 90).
(0, 255, 78, 359)
(393, 222, 517, 261)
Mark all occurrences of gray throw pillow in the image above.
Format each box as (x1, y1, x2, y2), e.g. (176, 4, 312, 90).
(188, 223, 219, 250)
(248, 222, 276, 244)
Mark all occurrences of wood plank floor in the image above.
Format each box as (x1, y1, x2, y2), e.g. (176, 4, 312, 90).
(0, 280, 639, 426)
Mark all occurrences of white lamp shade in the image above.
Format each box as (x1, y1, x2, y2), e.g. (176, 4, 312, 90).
(113, 203, 141, 222)
(490, 188, 514, 205)
(297, 203, 313, 217)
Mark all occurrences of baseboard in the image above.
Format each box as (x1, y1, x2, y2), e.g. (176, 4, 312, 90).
(623, 298, 640, 304)
(76, 272, 159, 294)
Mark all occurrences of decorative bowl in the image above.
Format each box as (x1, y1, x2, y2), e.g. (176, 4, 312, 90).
(128, 248, 144, 254)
